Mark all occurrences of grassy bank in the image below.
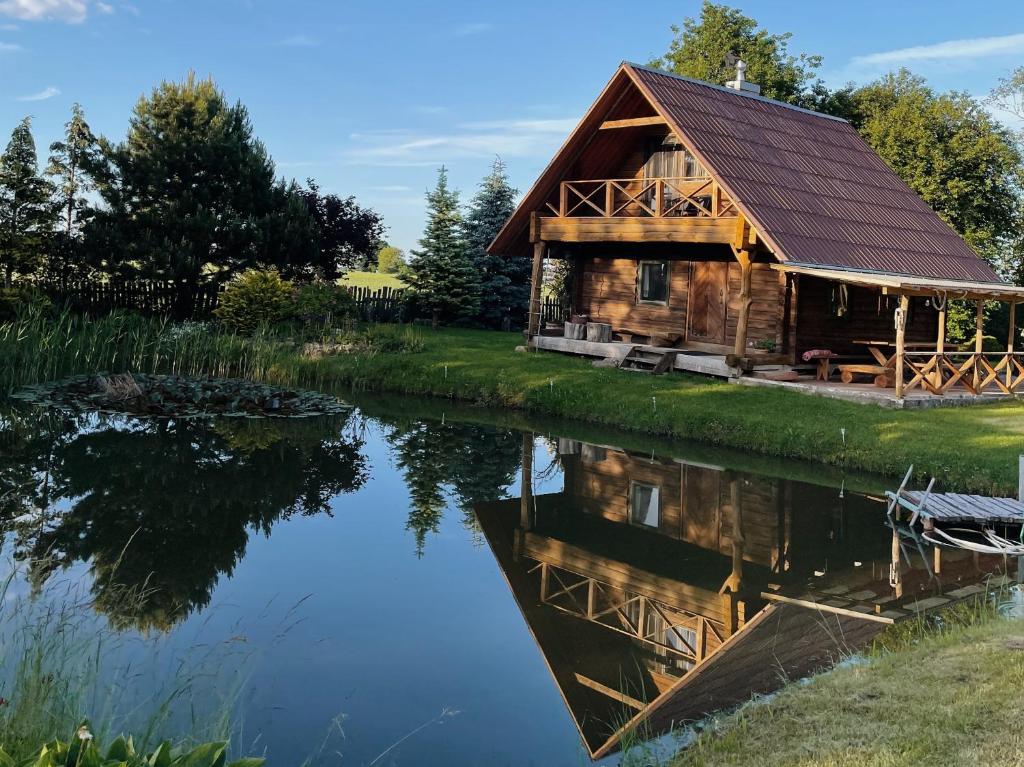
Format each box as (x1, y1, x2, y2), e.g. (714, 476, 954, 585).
(6, 316, 1024, 494)
(674, 609, 1024, 767)
(297, 328, 1024, 495)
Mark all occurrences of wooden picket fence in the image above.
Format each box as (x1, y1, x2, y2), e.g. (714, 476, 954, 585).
(541, 296, 568, 325)
(40, 279, 407, 322)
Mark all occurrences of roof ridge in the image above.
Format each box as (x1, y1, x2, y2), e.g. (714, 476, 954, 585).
(624, 62, 850, 124)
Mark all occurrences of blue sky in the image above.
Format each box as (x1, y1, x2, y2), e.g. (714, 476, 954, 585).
(1, 0, 1022, 253)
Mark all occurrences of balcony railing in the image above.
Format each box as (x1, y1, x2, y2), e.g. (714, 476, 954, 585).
(543, 177, 737, 219)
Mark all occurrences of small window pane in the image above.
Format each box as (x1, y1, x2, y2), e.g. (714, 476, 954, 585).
(640, 262, 669, 303)
(630, 482, 660, 527)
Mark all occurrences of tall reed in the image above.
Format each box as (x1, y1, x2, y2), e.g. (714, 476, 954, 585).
(0, 309, 304, 396)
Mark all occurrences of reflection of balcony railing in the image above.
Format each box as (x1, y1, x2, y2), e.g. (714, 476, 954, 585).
(904, 351, 1024, 395)
(544, 177, 736, 219)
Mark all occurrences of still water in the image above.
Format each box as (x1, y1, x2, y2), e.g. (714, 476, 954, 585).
(0, 396, 1013, 766)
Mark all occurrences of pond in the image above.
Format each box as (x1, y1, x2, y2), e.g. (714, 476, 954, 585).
(0, 394, 1014, 766)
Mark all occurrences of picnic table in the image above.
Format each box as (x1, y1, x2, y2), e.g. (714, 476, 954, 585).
(841, 340, 955, 387)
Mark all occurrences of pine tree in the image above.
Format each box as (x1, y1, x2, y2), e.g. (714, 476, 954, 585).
(46, 104, 100, 237)
(0, 118, 54, 287)
(409, 166, 480, 324)
(463, 157, 525, 328)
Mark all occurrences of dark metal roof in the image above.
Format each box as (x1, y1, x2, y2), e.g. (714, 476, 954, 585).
(628, 64, 1001, 283)
(490, 63, 1003, 285)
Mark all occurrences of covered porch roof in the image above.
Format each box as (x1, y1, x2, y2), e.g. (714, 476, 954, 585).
(771, 263, 1024, 302)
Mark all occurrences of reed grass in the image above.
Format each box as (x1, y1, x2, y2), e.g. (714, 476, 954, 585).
(0, 561, 253, 762)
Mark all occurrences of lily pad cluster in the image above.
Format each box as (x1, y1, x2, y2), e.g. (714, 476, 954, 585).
(12, 373, 350, 419)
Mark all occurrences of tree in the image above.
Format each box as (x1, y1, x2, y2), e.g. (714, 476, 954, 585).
(408, 167, 480, 323)
(85, 73, 317, 292)
(463, 157, 525, 328)
(849, 71, 1022, 276)
(295, 179, 385, 280)
(46, 104, 100, 237)
(0, 118, 54, 287)
(376, 244, 405, 274)
(651, 1, 825, 106)
(991, 66, 1024, 129)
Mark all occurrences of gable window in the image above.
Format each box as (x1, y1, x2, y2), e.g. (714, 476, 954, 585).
(644, 134, 707, 179)
(629, 481, 661, 528)
(639, 261, 670, 305)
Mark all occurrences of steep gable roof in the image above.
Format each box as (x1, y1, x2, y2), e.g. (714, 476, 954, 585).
(491, 62, 1002, 285)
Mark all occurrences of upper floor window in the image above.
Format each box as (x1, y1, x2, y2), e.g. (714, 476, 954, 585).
(629, 480, 661, 528)
(644, 134, 707, 179)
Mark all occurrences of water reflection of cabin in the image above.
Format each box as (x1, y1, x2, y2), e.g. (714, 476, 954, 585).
(474, 437, 1013, 759)
(489, 63, 1024, 400)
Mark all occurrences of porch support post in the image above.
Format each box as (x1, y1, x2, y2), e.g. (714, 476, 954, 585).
(933, 300, 946, 391)
(974, 300, 984, 391)
(895, 294, 909, 400)
(733, 249, 753, 359)
(519, 433, 533, 532)
(527, 240, 546, 341)
(1007, 301, 1016, 390)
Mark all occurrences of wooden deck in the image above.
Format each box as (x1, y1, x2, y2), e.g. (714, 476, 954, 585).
(892, 490, 1024, 525)
(531, 335, 741, 378)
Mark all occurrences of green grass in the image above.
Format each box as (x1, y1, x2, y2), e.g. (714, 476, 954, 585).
(339, 271, 406, 290)
(292, 327, 1024, 495)
(673, 607, 1024, 767)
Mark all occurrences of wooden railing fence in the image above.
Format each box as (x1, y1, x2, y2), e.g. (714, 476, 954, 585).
(544, 177, 737, 219)
(903, 351, 1024, 396)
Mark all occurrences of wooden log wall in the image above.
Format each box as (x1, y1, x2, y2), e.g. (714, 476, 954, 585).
(575, 255, 785, 350)
(794, 276, 938, 357)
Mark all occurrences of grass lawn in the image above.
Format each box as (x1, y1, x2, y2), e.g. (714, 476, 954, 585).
(299, 327, 1024, 495)
(673, 613, 1024, 767)
(339, 270, 406, 290)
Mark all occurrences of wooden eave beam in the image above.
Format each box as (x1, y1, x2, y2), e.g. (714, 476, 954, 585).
(599, 115, 667, 130)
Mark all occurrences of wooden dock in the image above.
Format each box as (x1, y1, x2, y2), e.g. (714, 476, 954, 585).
(892, 490, 1024, 525)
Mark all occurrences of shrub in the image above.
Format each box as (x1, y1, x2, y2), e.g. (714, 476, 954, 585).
(291, 281, 357, 326)
(214, 269, 294, 334)
(0, 285, 53, 322)
(1, 725, 263, 767)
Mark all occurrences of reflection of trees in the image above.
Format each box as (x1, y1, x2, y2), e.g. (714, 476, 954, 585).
(383, 418, 521, 556)
(0, 409, 368, 632)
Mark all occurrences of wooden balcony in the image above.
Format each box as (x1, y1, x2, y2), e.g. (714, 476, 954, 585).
(903, 351, 1024, 396)
(533, 176, 739, 244)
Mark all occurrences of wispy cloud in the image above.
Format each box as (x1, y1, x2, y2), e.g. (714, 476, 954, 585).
(0, 22, 17, 29)
(278, 33, 318, 47)
(346, 116, 576, 166)
(17, 85, 59, 100)
(453, 22, 492, 37)
(367, 184, 413, 192)
(95, 0, 112, 13)
(0, 40, 21, 51)
(0, 0, 88, 23)
(853, 32, 1024, 66)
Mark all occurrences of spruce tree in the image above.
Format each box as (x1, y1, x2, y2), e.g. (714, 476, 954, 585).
(0, 118, 54, 287)
(409, 167, 480, 324)
(463, 157, 525, 328)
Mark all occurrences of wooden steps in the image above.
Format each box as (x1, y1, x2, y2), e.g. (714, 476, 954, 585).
(618, 346, 678, 374)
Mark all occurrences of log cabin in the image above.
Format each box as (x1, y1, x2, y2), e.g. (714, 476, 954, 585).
(473, 435, 1013, 759)
(488, 62, 1024, 399)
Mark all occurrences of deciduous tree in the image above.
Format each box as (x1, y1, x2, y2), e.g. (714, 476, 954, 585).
(376, 244, 405, 274)
(295, 179, 385, 280)
(651, 1, 825, 106)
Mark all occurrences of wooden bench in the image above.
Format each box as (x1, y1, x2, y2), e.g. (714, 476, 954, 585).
(837, 363, 893, 387)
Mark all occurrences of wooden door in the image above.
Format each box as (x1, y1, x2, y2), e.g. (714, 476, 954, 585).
(681, 465, 722, 551)
(688, 261, 728, 344)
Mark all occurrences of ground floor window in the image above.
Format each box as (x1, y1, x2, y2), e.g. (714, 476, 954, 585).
(639, 261, 669, 304)
(629, 480, 661, 527)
